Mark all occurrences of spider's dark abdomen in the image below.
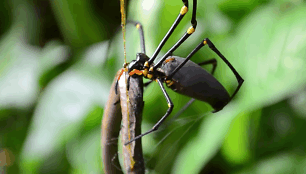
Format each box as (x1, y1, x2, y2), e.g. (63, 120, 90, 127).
(161, 56, 230, 111)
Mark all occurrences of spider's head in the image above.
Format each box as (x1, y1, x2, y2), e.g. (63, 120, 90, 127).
(136, 53, 149, 64)
(128, 53, 149, 72)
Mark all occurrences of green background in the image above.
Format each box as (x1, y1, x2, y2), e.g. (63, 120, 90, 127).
(1, 0, 306, 173)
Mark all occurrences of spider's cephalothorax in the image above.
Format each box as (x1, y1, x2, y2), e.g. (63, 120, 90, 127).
(128, 53, 169, 84)
(127, 53, 149, 77)
(127, 53, 148, 74)
(114, 0, 244, 146)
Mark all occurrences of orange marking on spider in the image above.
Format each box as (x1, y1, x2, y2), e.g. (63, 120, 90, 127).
(165, 57, 175, 63)
(129, 69, 143, 76)
(117, 69, 125, 81)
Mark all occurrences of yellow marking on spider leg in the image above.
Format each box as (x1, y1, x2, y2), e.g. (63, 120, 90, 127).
(136, 23, 140, 29)
(187, 26, 195, 34)
(166, 80, 174, 87)
(143, 69, 148, 77)
(168, 104, 171, 107)
(147, 67, 154, 79)
(143, 61, 150, 77)
(147, 74, 153, 79)
(180, 6, 188, 15)
(144, 61, 149, 68)
(203, 40, 207, 45)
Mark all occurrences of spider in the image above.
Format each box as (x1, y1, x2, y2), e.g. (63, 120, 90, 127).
(115, 0, 244, 145)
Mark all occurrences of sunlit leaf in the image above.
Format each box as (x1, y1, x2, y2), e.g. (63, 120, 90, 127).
(171, 4, 306, 174)
(173, 104, 244, 174)
(0, 1, 69, 110)
(66, 128, 103, 174)
(221, 112, 252, 165)
(20, 42, 109, 172)
(235, 5, 306, 110)
(50, 0, 105, 48)
(236, 152, 301, 174)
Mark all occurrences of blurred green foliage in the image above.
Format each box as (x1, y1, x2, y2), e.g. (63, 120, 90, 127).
(1, 0, 306, 173)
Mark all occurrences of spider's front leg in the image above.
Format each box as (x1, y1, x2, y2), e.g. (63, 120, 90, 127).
(125, 78, 174, 145)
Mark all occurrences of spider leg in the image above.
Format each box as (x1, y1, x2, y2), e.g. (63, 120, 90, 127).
(127, 20, 146, 54)
(124, 78, 173, 145)
(166, 38, 243, 100)
(149, 0, 198, 66)
(204, 38, 244, 100)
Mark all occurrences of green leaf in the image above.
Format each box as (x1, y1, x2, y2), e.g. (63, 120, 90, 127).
(66, 128, 103, 174)
(50, 0, 105, 48)
(0, 1, 69, 110)
(171, 5, 306, 173)
(172, 104, 243, 174)
(20, 42, 109, 172)
(236, 152, 300, 174)
(234, 5, 306, 110)
(221, 112, 252, 165)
